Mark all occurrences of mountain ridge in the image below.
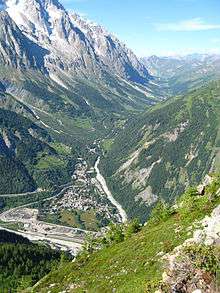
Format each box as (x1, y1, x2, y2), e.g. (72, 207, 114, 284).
(142, 54, 220, 95)
(101, 80, 220, 221)
(3, 0, 151, 85)
(0, 10, 48, 70)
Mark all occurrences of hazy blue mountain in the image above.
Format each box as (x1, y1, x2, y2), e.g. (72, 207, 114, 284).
(142, 54, 220, 95)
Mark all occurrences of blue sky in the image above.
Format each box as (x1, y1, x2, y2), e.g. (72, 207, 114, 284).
(61, 0, 220, 57)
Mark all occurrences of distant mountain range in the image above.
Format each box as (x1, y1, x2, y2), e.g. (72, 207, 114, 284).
(142, 54, 220, 95)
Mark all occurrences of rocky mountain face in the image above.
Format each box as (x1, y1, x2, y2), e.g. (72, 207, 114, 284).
(0, 0, 159, 139)
(0, 11, 47, 70)
(2, 0, 150, 85)
(4, 0, 99, 74)
(71, 13, 150, 84)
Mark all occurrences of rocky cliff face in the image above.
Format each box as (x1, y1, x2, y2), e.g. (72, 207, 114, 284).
(4, 0, 99, 75)
(161, 195, 220, 292)
(0, 10, 47, 70)
(2, 0, 150, 84)
(71, 13, 150, 84)
(0, 0, 159, 131)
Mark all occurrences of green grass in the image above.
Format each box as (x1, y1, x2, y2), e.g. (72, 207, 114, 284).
(102, 139, 114, 153)
(80, 210, 98, 231)
(60, 210, 80, 227)
(0, 220, 22, 231)
(33, 176, 220, 293)
(50, 143, 72, 156)
(41, 209, 100, 231)
(36, 156, 66, 170)
(73, 118, 93, 129)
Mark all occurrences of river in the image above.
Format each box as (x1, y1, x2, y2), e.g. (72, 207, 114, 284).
(94, 157, 128, 223)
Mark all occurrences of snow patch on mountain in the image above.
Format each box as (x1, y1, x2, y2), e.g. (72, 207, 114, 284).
(2, 0, 151, 90)
(49, 73, 69, 90)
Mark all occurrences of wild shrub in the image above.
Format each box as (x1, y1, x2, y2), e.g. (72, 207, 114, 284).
(147, 200, 173, 226)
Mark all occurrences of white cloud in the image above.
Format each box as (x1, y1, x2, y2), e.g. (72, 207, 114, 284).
(154, 18, 220, 32)
(211, 38, 220, 44)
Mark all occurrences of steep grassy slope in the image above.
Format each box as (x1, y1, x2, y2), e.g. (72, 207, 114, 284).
(0, 106, 76, 194)
(101, 81, 220, 221)
(33, 175, 220, 293)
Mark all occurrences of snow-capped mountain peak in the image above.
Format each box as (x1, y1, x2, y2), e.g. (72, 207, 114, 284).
(5, 0, 76, 45)
(1, 0, 150, 84)
(71, 12, 150, 84)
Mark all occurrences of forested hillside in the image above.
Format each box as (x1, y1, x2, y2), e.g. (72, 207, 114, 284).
(0, 107, 77, 194)
(101, 81, 220, 221)
(0, 229, 30, 244)
(0, 230, 66, 291)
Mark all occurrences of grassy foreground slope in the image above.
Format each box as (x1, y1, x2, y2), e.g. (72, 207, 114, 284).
(101, 81, 220, 221)
(33, 175, 220, 292)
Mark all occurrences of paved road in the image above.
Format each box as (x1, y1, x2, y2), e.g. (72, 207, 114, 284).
(0, 182, 72, 198)
(0, 226, 84, 255)
(0, 190, 44, 198)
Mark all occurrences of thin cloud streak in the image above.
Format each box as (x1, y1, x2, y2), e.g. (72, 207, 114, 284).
(154, 18, 220, 32)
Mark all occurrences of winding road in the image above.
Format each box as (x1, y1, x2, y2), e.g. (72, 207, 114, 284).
(0, 189, 44, 198)
(94, 157, 128, 223)
(0, 182, 72, 198)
